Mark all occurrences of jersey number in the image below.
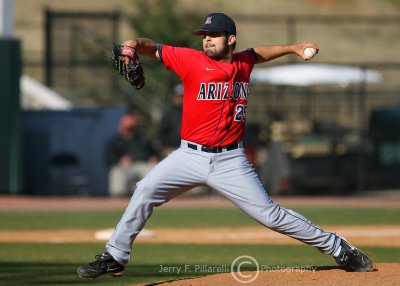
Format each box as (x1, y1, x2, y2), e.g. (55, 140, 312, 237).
(234, 104, 247, 122)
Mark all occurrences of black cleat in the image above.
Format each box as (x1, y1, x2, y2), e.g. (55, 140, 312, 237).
(77, 252, 125, 278)
(335, 238, 373, 272)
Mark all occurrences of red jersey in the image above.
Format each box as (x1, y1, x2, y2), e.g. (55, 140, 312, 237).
(159, 44, 256, 147)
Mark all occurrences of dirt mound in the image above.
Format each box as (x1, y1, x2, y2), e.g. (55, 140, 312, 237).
(135, 263, 399, 286)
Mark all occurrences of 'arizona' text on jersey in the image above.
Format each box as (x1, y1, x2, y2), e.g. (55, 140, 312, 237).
(159, 44, 256, 146)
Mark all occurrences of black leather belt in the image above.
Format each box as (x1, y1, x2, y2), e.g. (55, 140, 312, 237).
(187, 142, 239, 153)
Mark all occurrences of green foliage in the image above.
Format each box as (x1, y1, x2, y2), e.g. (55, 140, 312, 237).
(129, 0, 202, 48)
(126, 0, 203, 97)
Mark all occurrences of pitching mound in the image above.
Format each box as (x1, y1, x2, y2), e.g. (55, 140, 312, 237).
(135, 263, 399, 286)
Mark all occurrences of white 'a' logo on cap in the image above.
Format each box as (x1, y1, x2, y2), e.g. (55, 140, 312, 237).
(205, 16, 212, 25)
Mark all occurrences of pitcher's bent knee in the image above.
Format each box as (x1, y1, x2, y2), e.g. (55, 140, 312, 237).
(133, 180, 168, 207)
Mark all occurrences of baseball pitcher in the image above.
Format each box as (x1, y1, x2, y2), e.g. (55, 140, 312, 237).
(77, 12, 373, 278)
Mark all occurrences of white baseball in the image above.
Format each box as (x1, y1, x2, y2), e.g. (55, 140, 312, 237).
(304, 47, 316, 59)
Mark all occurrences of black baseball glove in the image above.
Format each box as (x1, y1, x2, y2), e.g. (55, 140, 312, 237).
(112, 44, 145, 89)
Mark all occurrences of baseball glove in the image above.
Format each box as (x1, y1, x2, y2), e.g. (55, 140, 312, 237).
(112, 44, 145, 89)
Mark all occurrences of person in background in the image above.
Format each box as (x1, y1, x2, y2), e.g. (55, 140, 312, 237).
(158, 84, 184, 157)
(106, 113, 159, 197)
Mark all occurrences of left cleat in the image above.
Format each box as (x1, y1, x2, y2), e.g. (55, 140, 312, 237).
(77, 252, 125, 278)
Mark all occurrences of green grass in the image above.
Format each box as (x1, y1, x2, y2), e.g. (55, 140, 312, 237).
(0, 243, 399, 286)
(0, 206, 398, 285)
(0, 206, 399, 230)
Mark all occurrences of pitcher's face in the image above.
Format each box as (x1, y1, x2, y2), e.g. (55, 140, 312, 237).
(202, 32, 231, 60)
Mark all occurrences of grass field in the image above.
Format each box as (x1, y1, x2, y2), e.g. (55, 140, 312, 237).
(1, 243, 398, 286)
(0, 206, 399, 285)
(1, 206, 400, 230)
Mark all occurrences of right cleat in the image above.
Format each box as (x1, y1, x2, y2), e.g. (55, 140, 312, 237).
(335, 238, 373, 272)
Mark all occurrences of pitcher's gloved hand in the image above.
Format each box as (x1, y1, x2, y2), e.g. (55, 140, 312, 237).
(112, 44, 145, 89)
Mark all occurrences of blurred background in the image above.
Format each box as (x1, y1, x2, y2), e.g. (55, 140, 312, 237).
(1, 0, 400, 197)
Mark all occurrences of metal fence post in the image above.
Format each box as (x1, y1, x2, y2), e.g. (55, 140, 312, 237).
(0, 38, 21, 194)
(44, 8, 53, 87)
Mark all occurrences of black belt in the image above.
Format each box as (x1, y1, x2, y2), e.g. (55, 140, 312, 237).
(187, 142, 239, 153)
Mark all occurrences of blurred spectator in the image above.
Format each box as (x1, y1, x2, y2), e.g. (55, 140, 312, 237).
(158, 84, 183, 157)
(106, 113, 159, 197)
(260, 114, 291, 195)
(261, 140, 291, 195)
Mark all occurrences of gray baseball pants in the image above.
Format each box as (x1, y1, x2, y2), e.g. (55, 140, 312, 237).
(106, 140, 341, 265)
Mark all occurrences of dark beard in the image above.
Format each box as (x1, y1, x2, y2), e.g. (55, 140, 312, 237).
(206, 37, 230, 60)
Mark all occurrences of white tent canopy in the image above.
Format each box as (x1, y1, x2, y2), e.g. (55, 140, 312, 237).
(250, 63, 383, 87)
(20, 75, 72, 110)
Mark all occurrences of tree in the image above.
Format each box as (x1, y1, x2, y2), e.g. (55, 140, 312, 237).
(127, 0, 202, 98)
